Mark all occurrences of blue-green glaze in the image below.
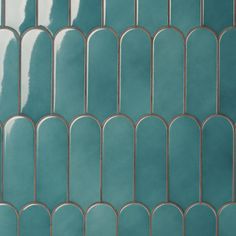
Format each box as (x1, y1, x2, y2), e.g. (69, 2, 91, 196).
(52, 203, 83, 236)
(103, 115, 134, 209)
(186, 28, 217, 121)
(119, 203, 150, 236)
(185, 203, 216, 236)
(0, 29, 19, 122)
(202, 115, 233, 209)
(153, 28, 184, 121)
(21, 28, 52, 122)
(70, 116, 101, 210)
(169, 115, 200, 209)
(36, 116, 68, 211)
(87, 28, 118, 122)
(54, 28, 85, 122)
(136, 115, 167, 209)
(3, 116, 34, 210)
(86, 203, 117, 236)
(120, 28, 151, 121)
(20, 204, 50, 236)
(152, 203, 183, 236)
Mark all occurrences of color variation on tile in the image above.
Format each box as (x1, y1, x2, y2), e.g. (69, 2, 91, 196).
(0, 28, 19, 122)
(87, 28, 118, 122)
(169, 115, 200, 209)
(186, 28, 217, 121)
(71, 0, 102, 35)
(5, 0, 36, 33)
(202, 115, 234, 209)
(118, 203, 150, 236)
(20, 203, 50, 236)
(152, 203, 183, 236)
(54, 28, 85, 122)
(36, 116, 68, 211)
(136, 115, 167, 209)
(21, 27, 52, 122)
(102, 115, 134, 209)
(52, 203, 84, 236)
(37, 0, 69, 34)
(120, 28, 151, 121)
(153, 27, 184, 121)
(69, 115, 101, 210)
(85, 203, 117, 236)
(3, 116, 34, 210)
(185, 203, 216, 236)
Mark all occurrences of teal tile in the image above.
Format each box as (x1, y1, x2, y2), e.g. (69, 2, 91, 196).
(169, 115, 200, 209)
(69, 115, 101, 210)
(0, 28, 19, 122)
(21, 28, 52, 122)
(87, 28, 118, 122)
(38, 0, 69, 34)
(36, 116, 68, 210)
(118, 203, 150, 236)
(86, 203, 117, 236)
(5, 0, 36, 33)
(153, 28, 184, 121)
(71, 0, 102, 35)
(103, 115, 134, 209)
(3, 116, 34, 210)
(171, 0, 201, 35)
(220, 28, 236, 121)
(136, 115, 167, 209)
(20, 203, 50, 236)
(54, 28, 85, 122)
(105, 0, 135, 34)
(138, 0, 168, 35)
(52, 203, 83, 236)
(186, 28, 217, 121)
(204, 0, 234, 34)
(120, 28, 151, 121)
(0, 204, 18, 236)
(185, 203, 216, 236)
(202, 115, 234, 209)
(152, 203, 183, 236)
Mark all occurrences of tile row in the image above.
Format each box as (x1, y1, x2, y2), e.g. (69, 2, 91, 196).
(0, 0, 235, 35)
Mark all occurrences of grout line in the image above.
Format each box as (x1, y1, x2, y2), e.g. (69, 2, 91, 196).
(183, 38, 187, 113)
(1, 0, 5, 27)
(216, 37, 220, 114)
(150, 37, 154, 113)
(234, 0, 236, 26)
(102, 0, 106, 27)
(200, 0, 204, 27)
(168, 0, 171, 27)
(135, 0, 138, 27)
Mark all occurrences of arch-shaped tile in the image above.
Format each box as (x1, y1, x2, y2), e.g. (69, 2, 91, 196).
(152, 203, 183, 236)
(186, 28, 217, 121)
(36, 116, 68, 210)
(5, 0, 36, 33)
(54, 28, 85, 122)
(171, 0, 200, 35)
(20, 204, 50, 236)
(120, 28, 151, 121)
(202, 115, 234, 209)
(52, 203, 83, 236)
(169, 115, 200, 209)
(86, 203, 117, 236)
(21, 28, 52, 122)
(71, 0, 102, 34)
(0, 204, 18, 236)
(138, 0, 168, 35)
(87, 28, 118, 122)
(3, 116, 34, 210)
(185, 203, 216, 236)
(70, 116, 101, 210)
(119, 203, 150, 236)
(136, 115, 167, 209)
(204, 0, 234, 34)
(38, 0, 69, 34)
(153, 28, 184, 121)
(103, 115, 134, 209)
(0, 29, 19, 122)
